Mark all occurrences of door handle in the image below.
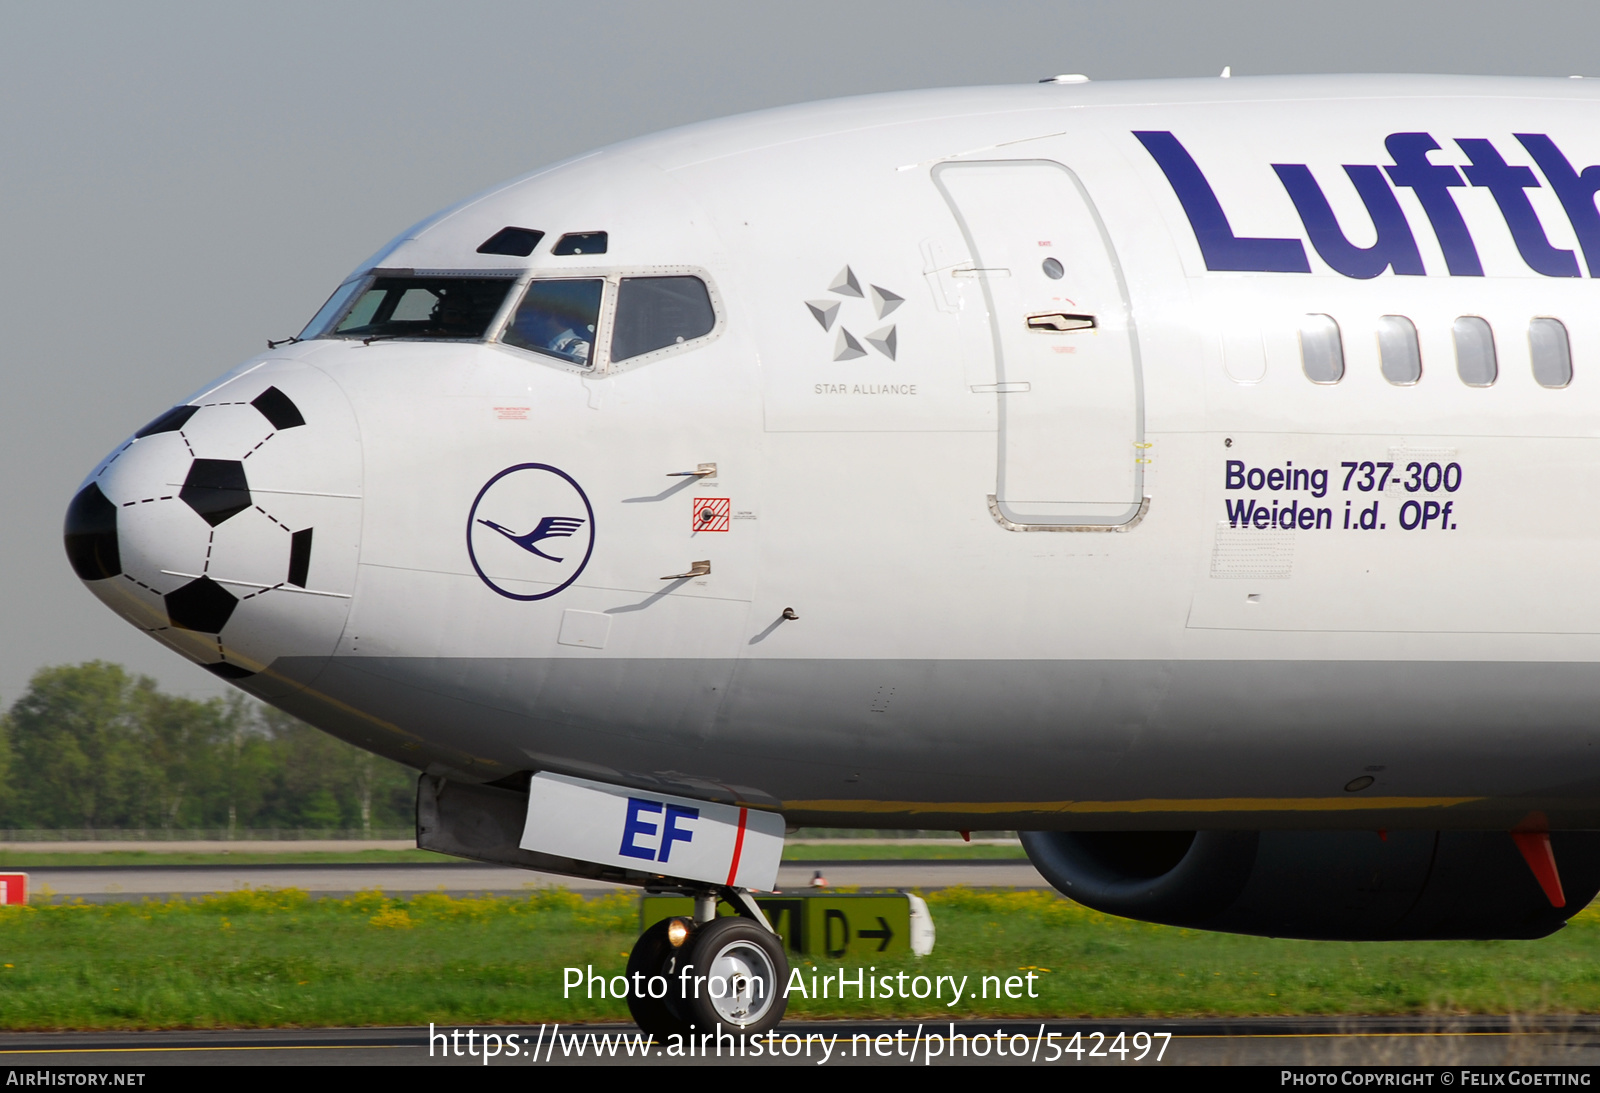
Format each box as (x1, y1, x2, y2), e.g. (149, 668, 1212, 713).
(1027, 312, 1095, 332)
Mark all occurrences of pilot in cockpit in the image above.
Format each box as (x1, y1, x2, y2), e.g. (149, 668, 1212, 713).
(509, 309, 591, 363)
(541, 324, 593, 363)
(425, 289, 485, 339)
(501, 279, 604, 366)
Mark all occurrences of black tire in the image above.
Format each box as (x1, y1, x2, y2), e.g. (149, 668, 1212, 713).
(677, 917, 788, 1035)
(624, 918, 691, 1041)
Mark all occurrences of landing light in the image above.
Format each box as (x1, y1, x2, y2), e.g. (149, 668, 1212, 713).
(667, 918, 691, 948)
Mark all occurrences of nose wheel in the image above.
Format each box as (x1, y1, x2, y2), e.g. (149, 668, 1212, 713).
(679, 917, 786, 1030)
(624, 887, 789, 1042)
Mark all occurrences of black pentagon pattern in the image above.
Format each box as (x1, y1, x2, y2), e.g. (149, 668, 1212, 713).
(165, 575, 238, 633)
(63, 483, 121, 580)
(251, 386, 304, 430)
(180, 459, 251, 526)
(287, 528, 313, 587)
(134, 405, 199, 438)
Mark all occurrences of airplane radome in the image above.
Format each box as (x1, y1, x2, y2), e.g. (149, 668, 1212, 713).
(61, 73, 1600, 1034)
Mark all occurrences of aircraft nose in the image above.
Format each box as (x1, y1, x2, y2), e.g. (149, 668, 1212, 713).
(66, 361, 362, 694)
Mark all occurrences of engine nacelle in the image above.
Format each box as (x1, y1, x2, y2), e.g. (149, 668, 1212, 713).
(1019, 829, 1600, 940)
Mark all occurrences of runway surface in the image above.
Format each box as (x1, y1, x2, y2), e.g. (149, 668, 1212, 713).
(4, 1018, 1599, 1066)
(0, 839, 419, 854)
(22, 859, 1047, 901)
(0, 838, 1016, 854)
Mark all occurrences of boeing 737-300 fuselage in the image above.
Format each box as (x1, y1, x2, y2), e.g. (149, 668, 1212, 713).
(64, 77, 1600, 1019)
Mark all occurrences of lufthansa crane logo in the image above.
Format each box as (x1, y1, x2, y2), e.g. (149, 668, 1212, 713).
(466, 464, 595, 601)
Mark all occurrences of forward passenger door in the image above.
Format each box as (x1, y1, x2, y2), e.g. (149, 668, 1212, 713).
(934, 160, 1145, 528)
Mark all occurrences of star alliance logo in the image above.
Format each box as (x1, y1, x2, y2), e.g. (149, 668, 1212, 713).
(804, 265, 902, 361)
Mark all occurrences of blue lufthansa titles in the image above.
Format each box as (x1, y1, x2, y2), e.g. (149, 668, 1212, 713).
(1135, 130, 1600, 278)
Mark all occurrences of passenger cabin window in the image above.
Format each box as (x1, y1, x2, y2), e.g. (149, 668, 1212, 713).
(501, 279, 605, 367)
(1529, 317, 1573, 388)
(319, 275, 516, 341)
(611, 277, 716, 362)
(1299, 314, 1343, 384)
(1377, 315, 1421, 385)
(1453, 316, 1497, 386)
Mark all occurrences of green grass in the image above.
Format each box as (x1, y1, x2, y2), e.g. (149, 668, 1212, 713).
(0, 843, 1025, 868)
(3, 887, 1600, 1029)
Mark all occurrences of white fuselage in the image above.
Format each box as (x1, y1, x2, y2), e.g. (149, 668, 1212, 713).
(72, 74, 1600, 832)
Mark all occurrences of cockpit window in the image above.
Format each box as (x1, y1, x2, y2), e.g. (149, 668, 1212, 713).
(611, 276, 716, 362)
(477, 226, 544, 257)
(319, 276, 516, 341)
(552, 231, 607, 256)
(297, 277, 365, 341)
(501, 279, 605, 366)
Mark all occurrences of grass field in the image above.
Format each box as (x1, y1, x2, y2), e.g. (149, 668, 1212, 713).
(0, 843, 1027, 868)
(2, 887, 1599, 1029)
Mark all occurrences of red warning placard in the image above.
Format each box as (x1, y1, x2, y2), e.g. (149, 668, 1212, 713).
(693, 497, 730, 532)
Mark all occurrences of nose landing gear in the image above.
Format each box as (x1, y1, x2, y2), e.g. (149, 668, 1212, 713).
(624, 886, 789, 1042)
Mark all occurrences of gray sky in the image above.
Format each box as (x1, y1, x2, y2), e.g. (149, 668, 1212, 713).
(4, 0, 1599, 704)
